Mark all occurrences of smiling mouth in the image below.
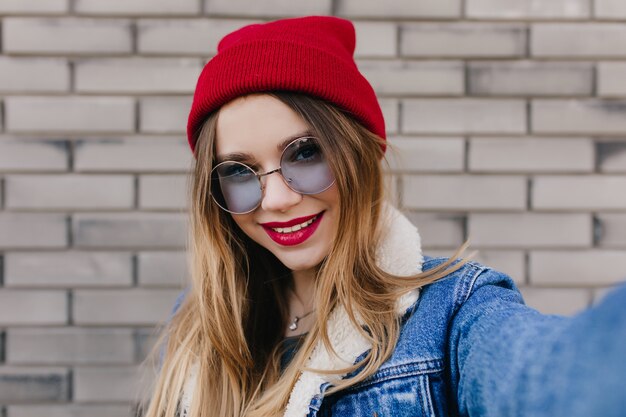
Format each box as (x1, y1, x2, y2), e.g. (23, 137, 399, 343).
(269, 214, 319, 233)
(261, 211, 325, 246)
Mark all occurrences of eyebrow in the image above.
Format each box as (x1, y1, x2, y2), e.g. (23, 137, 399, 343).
(216, 129, 314, 163)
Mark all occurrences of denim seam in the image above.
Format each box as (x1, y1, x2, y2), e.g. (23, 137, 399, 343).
(346, 360, 444, 391)
(453, 262, 488, 310)
(419, 372, 436, 417)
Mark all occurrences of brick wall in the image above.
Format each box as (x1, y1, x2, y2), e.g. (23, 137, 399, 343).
(1, 0, 626, 414)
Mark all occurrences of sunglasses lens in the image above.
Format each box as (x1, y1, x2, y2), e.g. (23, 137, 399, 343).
(211, 162, 261, 214)
(281, 137, 334, 194)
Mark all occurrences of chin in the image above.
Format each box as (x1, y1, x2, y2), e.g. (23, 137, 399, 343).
(273, 250, 326, 272)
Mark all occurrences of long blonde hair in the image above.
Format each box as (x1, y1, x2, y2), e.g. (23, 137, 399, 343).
(143, 92, 472, 417)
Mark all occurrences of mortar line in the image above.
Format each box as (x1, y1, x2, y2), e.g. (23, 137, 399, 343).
(526, 176, 533, 211)
(67, 290, 74, 326)
(0, 177, 5, 210)
(132, 253, 139, 287)
(330, 0, 338, 16)
(0, 330, 6, 364)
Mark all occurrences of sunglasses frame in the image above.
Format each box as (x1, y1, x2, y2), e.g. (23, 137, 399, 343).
(209, 135, 336, 214)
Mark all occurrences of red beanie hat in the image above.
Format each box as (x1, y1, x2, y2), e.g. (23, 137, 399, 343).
(186, 15, 385, 155)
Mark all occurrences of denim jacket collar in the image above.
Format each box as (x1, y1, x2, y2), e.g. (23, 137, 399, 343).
(283, 203, 423, 417)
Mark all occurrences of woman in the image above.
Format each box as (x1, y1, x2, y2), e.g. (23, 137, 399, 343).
(145, 16, 626, 417)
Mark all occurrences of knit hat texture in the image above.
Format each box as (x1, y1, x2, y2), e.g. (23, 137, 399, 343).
(186, 15, 385, 155)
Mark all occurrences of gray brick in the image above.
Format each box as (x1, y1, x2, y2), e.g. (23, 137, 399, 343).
(598, 141, 626, 173)
(533, 175, 626, 210)
(4, 252, 132, 288)
(0, 138, 68, 172)
(138, 251, 188, 287)
(532, 100, 626, 135)
(404, 212, 465, 248)
(384, 174, 399, 206)
(353, 22, 397, 58)
(74, 137, 192, 173)
(8, 405, 132, 417)
(135, 327, 161, 362)
(74, 366, 145, 402)
(0, 290, 67, 325)
(430, 249, 526, 287)
(140, 97, 192, 134)
(5, 175, 134, 210)
(74, 289, 180, 325)
(402, 99, 526, 134)
(75, 58, 202, 94)
(596, 0, 626, 18)
(519, 287, 590, 315)
(380, 99, 399, 134)
(6, 328, 134, 365)
(75, 0, 200, 15)
(422, 249, 463, 260)
(139, 175, 188, 210)
(401, 23, 526, 58)
(3, 18, 132, 54)
(467, 0, 590, 18)
(0, 0, 68, 14)
(403, 175, 526, 211)
(472, 251, 526, 285)
(0, 213, 67, 249)
(5, 97, 135, 134)
(0, 367, 69, 403)
(358, 60, 463, 96)
(138, 18, 257, 55)
(469, 213, 592, 248)
(469, 137, 594, 173)
(592, 285, 623, 306)
(386, 137, 464, 172)
(73, 213, 187, 249)
(0, 58, 69, 93)
(532, 23, 626, 58)
(598, 62, 626, 96)
(337, 0, 460, 18)
(530, 250, 626, 286)
(205, 0, 331, 16)
(468, 61, 593, 96)
(597, 214, 626, 247)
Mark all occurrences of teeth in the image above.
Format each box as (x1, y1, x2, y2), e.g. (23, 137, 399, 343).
(272, 215, 318, 234)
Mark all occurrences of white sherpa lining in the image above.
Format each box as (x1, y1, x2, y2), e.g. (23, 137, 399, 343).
(180, 203, 423, 417)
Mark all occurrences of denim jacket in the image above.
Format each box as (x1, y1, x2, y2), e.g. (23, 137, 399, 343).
(313, 255, 626, 417)
(175, 205, 626, 417)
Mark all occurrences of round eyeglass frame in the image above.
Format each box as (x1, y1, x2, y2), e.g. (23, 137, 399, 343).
(209, 136, 336, 214)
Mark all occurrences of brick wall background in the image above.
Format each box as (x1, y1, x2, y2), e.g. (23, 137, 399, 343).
(1, 0, 626, 415)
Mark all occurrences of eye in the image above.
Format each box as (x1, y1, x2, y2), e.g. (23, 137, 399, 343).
(218, 163, 254, 180)
(286, 138, 323, 163)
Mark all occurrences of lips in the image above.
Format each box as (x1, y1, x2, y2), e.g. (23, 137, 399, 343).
(260, 211, 324, 246)
(260, 212, 320, 228)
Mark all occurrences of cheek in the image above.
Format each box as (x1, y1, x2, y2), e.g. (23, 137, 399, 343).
(230, 214, 257, 238)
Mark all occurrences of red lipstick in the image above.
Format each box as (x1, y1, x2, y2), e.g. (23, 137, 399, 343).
(260, 211, 324, 246)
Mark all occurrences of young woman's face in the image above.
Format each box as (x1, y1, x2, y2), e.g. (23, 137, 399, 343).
(214, 94, 340, 272)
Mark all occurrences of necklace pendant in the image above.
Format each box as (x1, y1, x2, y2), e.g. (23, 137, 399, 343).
(289, 317, 299, 331)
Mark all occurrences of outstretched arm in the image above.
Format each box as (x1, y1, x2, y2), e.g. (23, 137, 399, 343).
(449, 269, 626, 417)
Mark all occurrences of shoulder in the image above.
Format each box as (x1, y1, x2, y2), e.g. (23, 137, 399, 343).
(418, 255, 521, 309)
(385, 255, 524, 367)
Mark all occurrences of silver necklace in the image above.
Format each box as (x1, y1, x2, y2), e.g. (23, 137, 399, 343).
(288, 309, 316, 331)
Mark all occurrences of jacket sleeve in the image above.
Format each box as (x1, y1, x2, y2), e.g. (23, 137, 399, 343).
(158, 288, 189, 369)
(448, 267, 626, 417)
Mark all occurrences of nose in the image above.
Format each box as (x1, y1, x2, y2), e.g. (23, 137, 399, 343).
(260, 169, 302, 212)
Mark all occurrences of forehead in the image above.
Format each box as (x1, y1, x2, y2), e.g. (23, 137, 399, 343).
(215, 94, 311, 157)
